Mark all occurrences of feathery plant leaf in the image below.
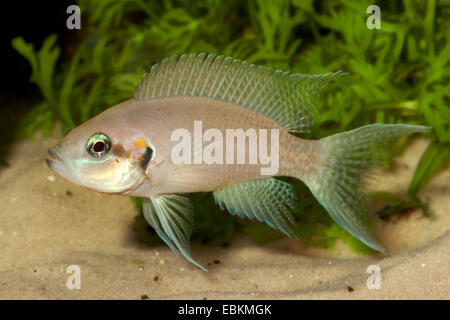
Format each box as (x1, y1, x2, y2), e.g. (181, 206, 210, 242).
(408, 140, 450, 197)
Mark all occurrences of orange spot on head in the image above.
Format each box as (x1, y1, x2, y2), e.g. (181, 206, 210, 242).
(133, 137, 147, 149)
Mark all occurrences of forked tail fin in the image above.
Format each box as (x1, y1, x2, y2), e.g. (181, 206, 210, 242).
(303, 124, 430, 252)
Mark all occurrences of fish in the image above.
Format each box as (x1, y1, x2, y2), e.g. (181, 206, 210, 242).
(46, 53, 430, 270)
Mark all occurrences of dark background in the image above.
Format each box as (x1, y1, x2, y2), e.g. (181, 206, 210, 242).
(1, 1, 73, 99)
(0, 1, 74, 151)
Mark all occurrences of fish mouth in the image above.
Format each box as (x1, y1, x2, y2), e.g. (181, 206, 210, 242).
(46, 147, 59, 162)
(46, 145, 73, 174)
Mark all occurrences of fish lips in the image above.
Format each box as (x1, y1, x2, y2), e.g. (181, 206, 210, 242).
(46, 146, 73, 177)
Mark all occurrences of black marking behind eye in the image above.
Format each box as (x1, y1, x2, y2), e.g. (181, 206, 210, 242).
(139, 147, 153, 169)
(112, 144, 127, 157)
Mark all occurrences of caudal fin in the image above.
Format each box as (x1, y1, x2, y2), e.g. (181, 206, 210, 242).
(303, 124, 430, 252)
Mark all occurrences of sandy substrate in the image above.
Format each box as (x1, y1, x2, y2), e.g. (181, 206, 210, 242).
(0, 136, 448, 299)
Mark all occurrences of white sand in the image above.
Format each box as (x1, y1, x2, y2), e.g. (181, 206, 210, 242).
(0, 136, 448, 299)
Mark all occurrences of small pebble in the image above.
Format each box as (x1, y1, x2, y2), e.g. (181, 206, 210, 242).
(289, 274, 293, 279)
(180, 268, 184, 272)
(0, 231, 3, 236)
(159, 259, 165, 265)
(12, 231, 17, 236)
(155, 251, 160, 256)
(10, 197, 17, 203)
(134, 259, 145, 267)
(421, 263, 426, 267)
(47, 175, 56, 182)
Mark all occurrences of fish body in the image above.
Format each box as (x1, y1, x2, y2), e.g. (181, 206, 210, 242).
(47, 53, 429, 270)
(83, 97, 316, 196)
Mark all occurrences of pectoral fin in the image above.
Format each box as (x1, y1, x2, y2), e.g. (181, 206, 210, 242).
(213, 178, 297, 237)
(142, 194, 206, 271)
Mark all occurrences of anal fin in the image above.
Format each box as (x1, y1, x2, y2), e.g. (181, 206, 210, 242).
(213, 178, 297, 237)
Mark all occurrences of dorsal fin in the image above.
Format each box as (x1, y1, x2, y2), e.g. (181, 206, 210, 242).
(135, 53, 342, 132)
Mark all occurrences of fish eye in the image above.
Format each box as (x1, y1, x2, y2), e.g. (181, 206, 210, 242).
(86, 133, 111, 158)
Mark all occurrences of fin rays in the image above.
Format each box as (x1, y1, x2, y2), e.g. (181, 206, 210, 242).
(213, 178, 297, 237)
(305, 124, 431, 252)
(135, 53, 342, 132)
(142, 194, 206, 271)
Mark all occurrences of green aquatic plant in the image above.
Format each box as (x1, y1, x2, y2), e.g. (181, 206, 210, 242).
(12, 0, 449, 253)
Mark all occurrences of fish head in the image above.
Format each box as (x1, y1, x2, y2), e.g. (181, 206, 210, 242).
(46, 116, 153, 194)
